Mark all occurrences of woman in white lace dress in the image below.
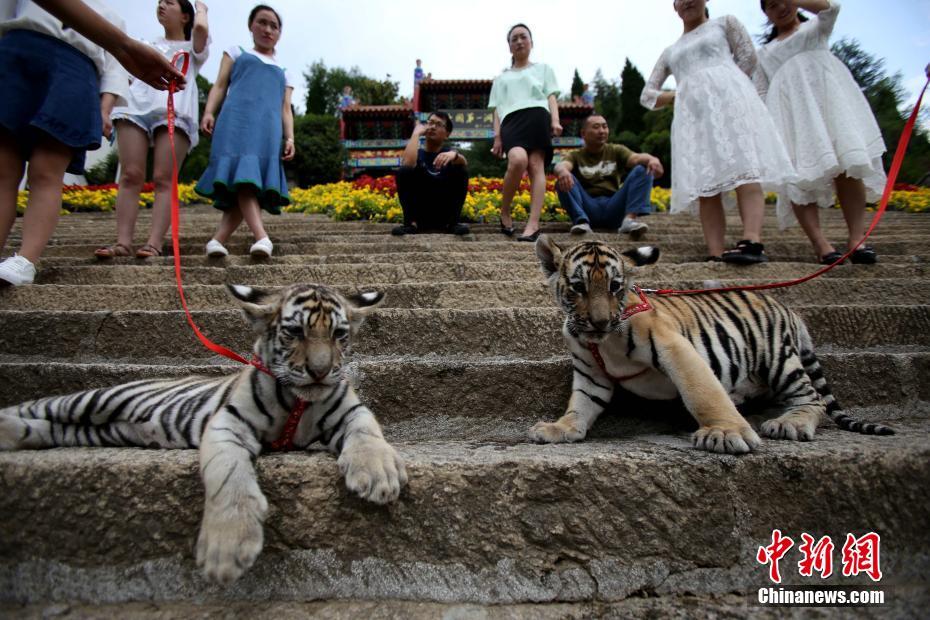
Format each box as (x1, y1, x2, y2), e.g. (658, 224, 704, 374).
(755, 0, 885, 264)
(641, 0, 795, 263)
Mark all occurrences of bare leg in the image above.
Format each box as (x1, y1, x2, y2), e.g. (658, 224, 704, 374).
(212, 208, 242, 244)
(734, 182, 765, 243)
(792, 202, 835, 258)
(112, 121, 149, 249)
(500, 147, 528, 229)
(834, 173, 867, 250)
(522, 150, 546, 237)
(237, 185, 268, 241)
(146, 127, 190, 249)
(19, 134, 73, 263)
(699, 194, 726, 257)
(0, 130, 25, 253)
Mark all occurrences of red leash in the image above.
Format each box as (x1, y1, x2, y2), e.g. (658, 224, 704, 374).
(167, 52, 305, 450)
(648, 77, 929, 297)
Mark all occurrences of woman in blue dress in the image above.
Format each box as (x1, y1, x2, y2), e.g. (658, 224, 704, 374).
(196, 4, 295, 258)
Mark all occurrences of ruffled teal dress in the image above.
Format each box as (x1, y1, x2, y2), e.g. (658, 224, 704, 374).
(195, 49, 289, 213)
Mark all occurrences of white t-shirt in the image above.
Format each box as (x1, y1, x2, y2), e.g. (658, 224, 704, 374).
(112, 36, 210, 146)
(225, 45, 296, 89)
(0, 0, 129, 104)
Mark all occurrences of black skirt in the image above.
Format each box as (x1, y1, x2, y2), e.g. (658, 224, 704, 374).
(500, 107, 553, 168)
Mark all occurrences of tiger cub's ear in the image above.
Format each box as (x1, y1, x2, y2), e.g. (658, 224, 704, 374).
(345, 290, 385, 330)
(227, 284, 281, 331)
(621, 246, 660, 267)
(535, 234, 564, 280)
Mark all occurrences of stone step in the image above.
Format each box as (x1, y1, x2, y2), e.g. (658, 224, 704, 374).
(6, 596, 916, 620)
(1, 425, 928, 605)
(1, 351, 925, 429)
(32, 231, 930, 253)
(25, 261, 930, 286)
(1, 306, 926, 361)
(29, 247, 930, 268)
(4, 278, 929, 311)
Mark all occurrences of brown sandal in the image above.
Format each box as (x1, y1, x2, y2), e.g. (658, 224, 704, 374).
(135, 244, 162, 259)
(94, 243, 133, 259)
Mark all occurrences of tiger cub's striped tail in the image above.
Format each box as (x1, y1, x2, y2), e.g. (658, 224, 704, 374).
(798, 325, 894, 435)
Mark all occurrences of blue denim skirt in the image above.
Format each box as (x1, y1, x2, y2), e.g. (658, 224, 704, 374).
(0, 30, 101, 174)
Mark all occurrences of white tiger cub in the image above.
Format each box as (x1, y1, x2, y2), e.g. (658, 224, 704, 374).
(0, 283, 407, 584)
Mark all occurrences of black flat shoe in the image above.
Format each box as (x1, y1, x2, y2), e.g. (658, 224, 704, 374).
(721, 240, 768, 264)
(851, 245, 877, 264)
(820, 250, 845, 265)
(517, 230, 541, 242)
(499, 223, 515, 237)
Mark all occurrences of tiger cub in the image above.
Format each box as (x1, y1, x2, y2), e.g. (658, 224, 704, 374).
(530, 236, 892, 454)
(0, 283, 407, 584)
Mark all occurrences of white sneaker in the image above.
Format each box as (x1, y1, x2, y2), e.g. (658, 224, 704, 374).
(0, 254, 37, 286)
(205, 239, 229, 257)
(570, 222, 592, 235)
(618, 217, 648, 238)
(249, 237, 273, 258)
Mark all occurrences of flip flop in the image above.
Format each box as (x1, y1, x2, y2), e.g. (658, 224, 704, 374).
(94, 243, 132, 259)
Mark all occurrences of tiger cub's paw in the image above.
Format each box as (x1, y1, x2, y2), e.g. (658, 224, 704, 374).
(692, 424, 761, 455)
(0, 416, 26, 450)
(528, 420, 587, 444)
(760, 416, 817, 441)
(196, 493, 268, 585)
(338, 436, 407, 505)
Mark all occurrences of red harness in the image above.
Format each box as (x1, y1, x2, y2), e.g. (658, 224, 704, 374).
(250, 356, 307, 452)
(586, 287, 653, 383)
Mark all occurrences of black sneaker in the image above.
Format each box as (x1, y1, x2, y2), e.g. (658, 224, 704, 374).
(722, 240, 768, 264)
(391, 224, 417, 236)
(447, 223, 470, 235)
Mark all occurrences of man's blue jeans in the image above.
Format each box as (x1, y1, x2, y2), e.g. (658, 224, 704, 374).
(557, 165, 654, 228)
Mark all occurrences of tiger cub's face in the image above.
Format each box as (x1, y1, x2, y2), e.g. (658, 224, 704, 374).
(228, 284, 383, 392)
(536, 235, 659, 342)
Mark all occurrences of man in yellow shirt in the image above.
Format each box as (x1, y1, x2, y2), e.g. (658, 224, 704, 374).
(554, 114, 664, 238)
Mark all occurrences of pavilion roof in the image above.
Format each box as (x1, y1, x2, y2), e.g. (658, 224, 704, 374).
(342, 104, 413, 118)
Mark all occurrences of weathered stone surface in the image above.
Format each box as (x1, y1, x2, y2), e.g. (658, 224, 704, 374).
(1, 431, 928, 604)
(0, 355, 926, 429)
(1, 206, 928, 610)
(4, 594, 924, 620)
(5, 278, 930, 312)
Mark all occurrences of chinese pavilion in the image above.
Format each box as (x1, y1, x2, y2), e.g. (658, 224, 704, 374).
(340, 78, 594, 175)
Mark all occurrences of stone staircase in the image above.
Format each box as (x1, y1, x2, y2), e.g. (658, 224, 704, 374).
(1, 206, 929, 618)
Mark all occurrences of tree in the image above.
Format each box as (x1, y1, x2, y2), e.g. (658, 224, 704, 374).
(304, 60, 401, 115)
(457, 141, 506, 178)
(593, 69, 622, 133)
(832, 38, 930, 185)
(290, 114, 344, 186)
(571, 69, 584, 101)
(178, 74, 217, 182)
(619, 58, 646, 136)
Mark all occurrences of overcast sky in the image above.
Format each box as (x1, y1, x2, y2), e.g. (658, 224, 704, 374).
(121, 0, 929, 115)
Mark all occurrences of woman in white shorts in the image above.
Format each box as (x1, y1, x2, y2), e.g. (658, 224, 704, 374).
(96, 0, 209, 259)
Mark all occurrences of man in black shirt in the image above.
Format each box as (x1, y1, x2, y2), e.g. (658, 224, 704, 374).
(392, 111, 470, 236)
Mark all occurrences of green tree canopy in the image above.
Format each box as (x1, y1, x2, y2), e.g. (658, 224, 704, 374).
(571, 69, 584, 100)
(832, 38, 930, 184)
(304, 60, 401, 115)
(619, 58, 646, 136)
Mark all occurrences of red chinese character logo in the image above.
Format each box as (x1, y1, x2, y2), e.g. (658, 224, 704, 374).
(841, 532, 882, 582)
(798, 533, 834, 579)
(757, 529, 795, 583)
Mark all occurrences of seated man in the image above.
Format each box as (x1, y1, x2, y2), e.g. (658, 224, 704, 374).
(392, 111, 469, 236)
(554, 114, 664, 238)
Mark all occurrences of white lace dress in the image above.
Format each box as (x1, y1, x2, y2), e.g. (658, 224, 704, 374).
(754, 1, 886, 229)
(641, 15, 795, 216)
